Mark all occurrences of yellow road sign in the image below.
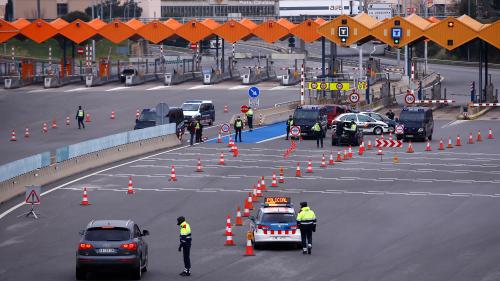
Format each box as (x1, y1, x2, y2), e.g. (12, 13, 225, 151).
(357, 81, 368, 90)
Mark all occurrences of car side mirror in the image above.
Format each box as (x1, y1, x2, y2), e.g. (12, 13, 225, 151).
(142, 230, 150, 236)
(248, 215, 255, 221)
(79, 230, 84, 236)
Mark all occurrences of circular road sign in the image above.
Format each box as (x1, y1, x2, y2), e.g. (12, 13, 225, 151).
(76, 47, 85, 55)
(240, 105, 249, 113)
(310, 82, 318, 90)
(248, 86, 260, 98)
(320, 82, 328, 90)
(336, 83, 343, 90)
(290, 126, 301, 137)
(349, 92, 360, 103)
(405, 92, 415, 104)
(395, 125, 404, 134)
(220, 123, 230, 133)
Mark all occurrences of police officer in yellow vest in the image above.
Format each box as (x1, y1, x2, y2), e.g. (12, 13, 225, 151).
(286, 115, 293, 140)
(234, 116, 243, 142)
(296, 202, 317, 255)
(177, 216, 192, 276)
(75, 105, 85, 129)
(194, 117, 203, 143)
(311, 119, 324, 148)
(246, 107, 254, 131)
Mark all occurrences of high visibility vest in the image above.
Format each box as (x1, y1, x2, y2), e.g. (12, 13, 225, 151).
(78, 110, 84, 117)
(351, 124, 357, 131)
(235, 120, 243, 128)
(312, 123, 321, 132)
(297, 207, 316, 223)
(180, 221, 191, 236)
(246, 109, 253, 117)
(287, 119, 293, 126)
(195, 122, 200, 129)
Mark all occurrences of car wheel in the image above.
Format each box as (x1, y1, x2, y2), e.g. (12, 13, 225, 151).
(373, 127, 383, 135)
(131, 257, 142, 280)
(141, 256, 148, 272)
(75, 267, 86, 280)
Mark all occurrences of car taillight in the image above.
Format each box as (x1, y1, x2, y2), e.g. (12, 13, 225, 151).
(120, 242, 138, 251)
(257, 225, 270, 230)
(290, 225, 298, 229)
(78, 243, 93, 250)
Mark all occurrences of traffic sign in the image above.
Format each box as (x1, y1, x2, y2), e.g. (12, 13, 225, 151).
(220, 123, 230, 132)
(290, 126, 300, 137)
(335, 83, 343, 90)
(240, 105, 249, 113)
(25, 185, 41, 205)
(405, 92, 416, 104)
(319, 82, 328, 90)
(357, 81, 367, 90)
(395, 125, 404, 134)
(375, 139, 403, 147)
(76, 47, 84, 55)
(189, 43, 198, 50)
(248, 86, 260, 98)
(349, 92, 360, 103)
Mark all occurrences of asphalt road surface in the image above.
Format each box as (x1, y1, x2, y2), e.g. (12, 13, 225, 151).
(1, 118, 500, 281)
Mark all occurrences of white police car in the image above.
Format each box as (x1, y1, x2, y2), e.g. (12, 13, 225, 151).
(249, 197, 301, 249)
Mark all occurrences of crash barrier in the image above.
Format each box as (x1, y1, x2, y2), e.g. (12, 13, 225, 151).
(0, 123, 179, 204)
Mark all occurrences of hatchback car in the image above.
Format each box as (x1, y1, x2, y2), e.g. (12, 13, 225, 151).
(335, 113, 391, 135)
(76, 220, 149, 280)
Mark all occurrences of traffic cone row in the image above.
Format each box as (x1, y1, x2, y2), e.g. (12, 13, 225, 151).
(358, 141, 365, 156)
(468, 133, 474, 144)
(367, 139, 373, 150)
(336, 151, 342, 162)
(477, 130, 482, 142)
(439, 138, 445, 150)
(225, 215, 232, 236)
(343, 150, 348, 160)
(455, 135, 462, 146)
(488, 128, 494, 139)
(260, 176, 266, 190)
(225, 216, 234, 246)
(232, 145, 239, 157)
(227, 136, 234, 147)
(244, 231, 255, 256)
(447, 137, 453, 149)
(24, 127, 30, 138)
(348, 146, 353, 158)
(235, 207, 243, 226)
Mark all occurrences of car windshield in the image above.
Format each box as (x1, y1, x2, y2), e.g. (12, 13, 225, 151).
(400, 111, 425, 122)
(261, 213, 295, 223)
(293, 110, 319, 120)
(85, 227, 130, 241)
(122, 69, 135, 75)
(139, 112, 156, 121)
(182, 104, 200, 111)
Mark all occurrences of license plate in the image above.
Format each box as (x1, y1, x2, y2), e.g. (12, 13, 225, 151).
(272, 236, 289, 240)
(406, 135, 413, 138)
(97, 248, 117, 254)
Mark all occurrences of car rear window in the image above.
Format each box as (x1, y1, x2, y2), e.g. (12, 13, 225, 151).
(400, 112, 425, 122)
(293, 110, 319, 120)
(261, 213, 295, 223)
(85, 227, 131, 241)
(139, 112, 156, 121)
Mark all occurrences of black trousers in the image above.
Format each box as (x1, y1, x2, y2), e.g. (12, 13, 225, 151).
(195, 131, 202, 142)
(286, 126, 290, 139)
(190, 133, 195, 146)
(182, 243, 191, 270)
(247, 116, 253, 130)
(316, 135, 324, 148)
(77, 118, 85, 129)
(235, 129, 242, 142)
(300, 228, 313, 250)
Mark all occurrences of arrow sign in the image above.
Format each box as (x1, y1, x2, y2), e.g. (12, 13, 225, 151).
(248, 86, 260, 98)
(375, 139, 403, 147)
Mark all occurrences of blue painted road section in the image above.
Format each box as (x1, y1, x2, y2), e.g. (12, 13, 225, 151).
(207, 122, 286, 144)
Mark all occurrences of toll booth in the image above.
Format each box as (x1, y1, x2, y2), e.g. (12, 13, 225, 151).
(164, 56, 201, 85)
(44, 58, 82, 88)
(85, 58, 120, 87)
(241, 58, 276, 85)
(125, 58, 163, 86)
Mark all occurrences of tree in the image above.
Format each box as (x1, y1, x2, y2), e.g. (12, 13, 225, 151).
(62, 11, 91, 22)
(84, 0, 142, 20)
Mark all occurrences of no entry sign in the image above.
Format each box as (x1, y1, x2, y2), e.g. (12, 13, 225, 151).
(395, 125, 404, 134)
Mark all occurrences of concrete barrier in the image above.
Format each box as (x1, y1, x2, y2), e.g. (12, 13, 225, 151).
(0, 134, 180, 204)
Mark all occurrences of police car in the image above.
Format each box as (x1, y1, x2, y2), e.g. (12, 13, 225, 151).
(249, 197, 301, 249)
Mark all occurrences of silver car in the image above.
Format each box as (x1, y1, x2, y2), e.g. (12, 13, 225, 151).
(335, 113, 391, 135)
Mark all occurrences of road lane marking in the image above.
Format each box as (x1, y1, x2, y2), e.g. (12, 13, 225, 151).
(441, 120, 469, 128)
(269, 86, 289, 91)
(188, 85, 212, 90)
(28, 89, 49, 93)
(64, 87, 90, 93)
(146, 85, 170, 91)
(229, 85, 247, 90)
(106, 86, 130, 92)
(256, 134, 286, 143)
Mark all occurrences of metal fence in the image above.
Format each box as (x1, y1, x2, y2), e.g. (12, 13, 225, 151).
(0, 152, 51, 183)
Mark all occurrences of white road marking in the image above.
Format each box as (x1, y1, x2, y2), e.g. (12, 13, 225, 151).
(269, 86, 289, 91)
(105, 86, 130, 92)
(64, 87, 90, 93)
(256, 134, 287, 143)
(28, 89, 49, 93)
(146, 85, 170, 91)
(229, 85, 247, 90)
(188, 85, 212, 90)
(441, 120, 469, 128)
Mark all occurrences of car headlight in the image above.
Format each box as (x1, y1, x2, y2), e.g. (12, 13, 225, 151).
(418, 128, 424, 132)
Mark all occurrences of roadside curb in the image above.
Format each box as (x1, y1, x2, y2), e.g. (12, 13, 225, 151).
(458, 107, 492, 120)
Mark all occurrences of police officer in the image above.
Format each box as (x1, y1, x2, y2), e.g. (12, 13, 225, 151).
(311, 119, 324, 148)
(285, 115, 293, 140)
(335, 121, 344, 146)
(177, 216, 192, 276)
(386, 109, 395, 120)
(194, 117, 203, 143)
(344, 120, 358, 142)
(296, 202, 317, 255)
(188, 120, 196, 146)
(234, 116, 243, 142)
(246, 106, 254, 131)
(75, 105, 85, 129)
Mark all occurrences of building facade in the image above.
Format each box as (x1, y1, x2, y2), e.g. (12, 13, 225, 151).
(158, 0, 278, 19)
(12, 0, 96, 19)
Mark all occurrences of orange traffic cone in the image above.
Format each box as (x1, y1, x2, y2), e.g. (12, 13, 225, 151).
(243, 205, 251, 217)
(393, 154, 399, 164)
(389, 132, 393, 141)
(279, 167, 285, 184)
(329, 152, 334, 165)
(447, 137, 453, 149)
(225, 215, 232, 235)
(110, 111, 116, 119)
(256, 187, 263, 197)
(367, 139, 373, 150)
(52, 119, 57, 129)
(358, 142, 364, 156)
(348, 145, 353, 158)
(169, 165, 177, 181)
(224, 105, 229, 113)
(235, 207, 243, 226)
(66, 116, 70, 126)
(228, 136, 234, 147)
(295, 162, 301, 177)
(219, 152, 225, 165)
(245, 193, 254, 210)
(468, 133, 474, 144)
(225, 226, 235, 246)
(217, 132, 222, 143)
(233, 145, 239, 157)
(85, 113, 91, 123)
(196, 158, 203, 172)
(425, 141, 432, 151)
(127, 176, 134, 194)
(42, 122, 48, 133)
(252, 186, 258, 202)
(488, 128, 493, 139)
(10, 130, 16, 141)
(456, 135, 462, 146)
(406, 141, 414, 153)
(260, 176, 266, 190)
(271, 172, 278, 187)
(439, 138, 445, 150)
(343, 150, 348, 160)
(477, 130, 482, 142)
(377, 147, 383, 155)
(257, 180, 262, 191)
(24, 127, 30, 138)
(244, 231, 255, 256)
(135, 109, 140, 119)
(80, 187, 90, 205)
(320, 154, 326, 168)
(336, 151, 342, 162)
(306, 160, 313, 173)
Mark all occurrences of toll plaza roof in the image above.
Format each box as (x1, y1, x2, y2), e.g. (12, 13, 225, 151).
(3, 16, 498, 50)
